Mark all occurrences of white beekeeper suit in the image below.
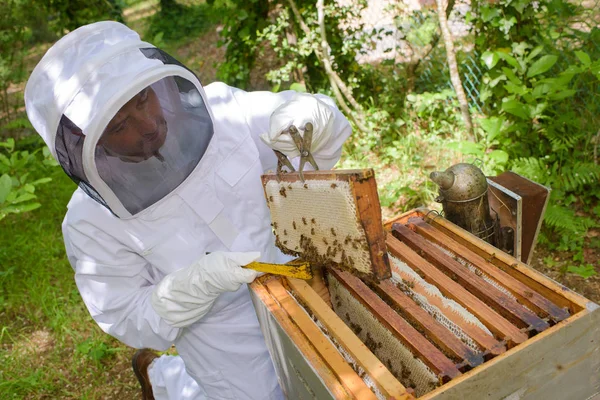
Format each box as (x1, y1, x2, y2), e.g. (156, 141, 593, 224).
(24, 21, 351, 400)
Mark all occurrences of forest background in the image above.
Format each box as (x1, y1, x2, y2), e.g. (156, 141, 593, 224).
(0, 0, 599, 397)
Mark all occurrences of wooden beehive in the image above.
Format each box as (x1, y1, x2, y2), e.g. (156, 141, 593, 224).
(249, 208, 600, 400)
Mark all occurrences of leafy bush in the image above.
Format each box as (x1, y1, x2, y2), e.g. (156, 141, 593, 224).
(0, 138, 56, 221)
(472, 0, 600, 276)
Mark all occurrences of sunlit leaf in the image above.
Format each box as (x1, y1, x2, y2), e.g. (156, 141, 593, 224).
(488, 150, 509, 164)
(479, 117, 504, 142)
(567, 264, 597, 279)
(502, 98, 530, 119)
(481, 51, 500, 69)
(0, 174, 11, 204)
(574, 51, 591, 67)
(527, 55, 558, 78)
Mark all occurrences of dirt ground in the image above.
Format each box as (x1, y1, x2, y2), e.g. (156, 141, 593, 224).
(529, 229, 600, 304)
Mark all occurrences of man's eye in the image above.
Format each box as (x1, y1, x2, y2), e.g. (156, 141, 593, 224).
(109, 120, 127, 135)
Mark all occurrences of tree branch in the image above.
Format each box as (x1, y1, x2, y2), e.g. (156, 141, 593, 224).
(405, 0, 456, 92)
(287, 0, 368, 132)
(436, 0, 474, 140)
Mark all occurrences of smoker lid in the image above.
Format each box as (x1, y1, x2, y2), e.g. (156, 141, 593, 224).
(430, 163, 488, 202)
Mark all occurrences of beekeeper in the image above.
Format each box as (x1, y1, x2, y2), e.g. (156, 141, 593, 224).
(24, 21, 351, 400)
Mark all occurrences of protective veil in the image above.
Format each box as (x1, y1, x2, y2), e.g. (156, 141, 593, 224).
(25, 21, 351, 400)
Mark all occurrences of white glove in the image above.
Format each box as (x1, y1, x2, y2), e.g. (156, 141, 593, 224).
(151, 251, 260, 328)
(260, 93, 335, 159)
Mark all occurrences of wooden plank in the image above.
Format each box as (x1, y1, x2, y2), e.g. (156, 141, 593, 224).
(329, 268, 462, 381)
(490, 171, 550, 264)
(392, 223, 550, 333)
(408, 217, 570, 322)
(265, 279, 378, 400)
(306, 265, 332, 307)
(423, 307, 600, 400)
(420, 210, 587, 313)
(487, 179, 522, 260)
(351, 173, 391, 280)
(389, 259, 506, 356)
(386, 235, 529, 345)
(286, 278, 413, 400)
(375, 280, 485, 369)
(384, 209, 427, 231)
(249, 278, 350, 399)
(262, 169, 375, 185)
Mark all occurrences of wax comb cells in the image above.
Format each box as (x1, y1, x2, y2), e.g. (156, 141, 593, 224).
(262, 169, 390, 280)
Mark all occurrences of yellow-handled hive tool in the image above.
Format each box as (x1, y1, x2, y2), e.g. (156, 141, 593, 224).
(244, 259, 313, 280)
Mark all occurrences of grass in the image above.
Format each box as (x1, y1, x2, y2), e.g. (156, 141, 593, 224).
(0, 167, 138, 399)
(0, 4, 224, 396)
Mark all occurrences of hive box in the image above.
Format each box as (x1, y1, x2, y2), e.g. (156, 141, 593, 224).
(249, 209, 600, 400)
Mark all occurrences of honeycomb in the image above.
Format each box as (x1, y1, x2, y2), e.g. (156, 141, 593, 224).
(328, 272, 440, 397)
(265, 179, 373, 275)
(389, 256, 496, 354)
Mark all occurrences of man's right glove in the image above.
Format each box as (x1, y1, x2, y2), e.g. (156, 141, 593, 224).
(259, 93, 335, 159)
(151, 251, 260, 328)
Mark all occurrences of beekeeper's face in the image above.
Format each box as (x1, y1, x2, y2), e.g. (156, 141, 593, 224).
(99, 86, 167, 160)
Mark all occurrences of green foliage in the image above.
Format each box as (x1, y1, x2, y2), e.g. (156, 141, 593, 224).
(0, 0, 31, 119)
(566, 264, 597, 279)
(209, 0, 271, 88)
(51, 1, 124, 32)
(472, 0, 600, 278)
(0, 138, 56, 221)
(76, 338, 117, 363)
(146, 1, 217, 44)
(213, 0, 374, 93)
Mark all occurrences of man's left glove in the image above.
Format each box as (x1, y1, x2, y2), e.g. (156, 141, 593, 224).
(151, 251, 260, 328)
(260, 93, 335, 159)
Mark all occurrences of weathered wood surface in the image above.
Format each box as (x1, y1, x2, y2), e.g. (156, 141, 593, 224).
(330, 268, 462, 381)
(407, 217, 569, 322)
(487, 178, 522, 260)
(286, 278, 412, 400)
(351, 171, 391, 280)
(392, 223, 549, 333)
(490, 171, 550, 264)
(375, 280, 484, 369)
(265, 279, 378, 400)
(422, 307, 600, 400)
(419, 209, 587, 313)
(249, 278, 350, 399)
(386, 235, 528, 345)
(261, 169, 375, 184)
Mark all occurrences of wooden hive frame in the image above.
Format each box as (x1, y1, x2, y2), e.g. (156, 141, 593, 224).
(250, 208, 600, 400)
(261, 169, 391, 280)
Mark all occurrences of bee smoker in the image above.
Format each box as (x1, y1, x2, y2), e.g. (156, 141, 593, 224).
(429, 163, 501, 247)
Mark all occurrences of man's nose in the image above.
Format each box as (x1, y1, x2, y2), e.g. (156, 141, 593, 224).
(136, 116, 158, 136)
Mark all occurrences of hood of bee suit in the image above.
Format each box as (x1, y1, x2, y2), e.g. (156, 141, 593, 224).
(24, 21, 215, 218)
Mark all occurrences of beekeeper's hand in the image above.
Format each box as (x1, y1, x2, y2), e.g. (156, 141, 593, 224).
(260, 93, 335, 159)
(151, 251, 260, 328)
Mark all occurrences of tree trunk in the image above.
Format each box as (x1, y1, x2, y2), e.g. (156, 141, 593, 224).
(436, 0, 474, 140)
(287, 0, 368, 133)
(405, 0, 456, 93)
